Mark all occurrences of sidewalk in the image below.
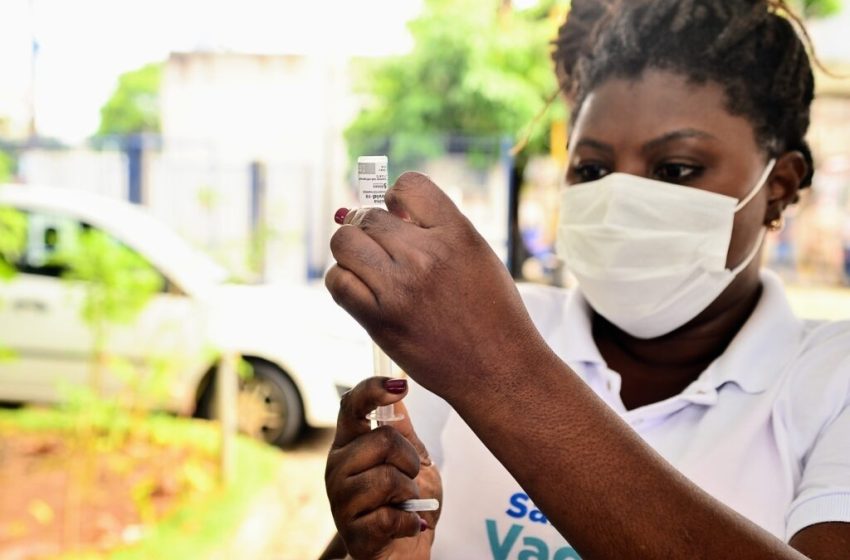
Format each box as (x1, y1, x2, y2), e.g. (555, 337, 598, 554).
(214, 428, 336, 560)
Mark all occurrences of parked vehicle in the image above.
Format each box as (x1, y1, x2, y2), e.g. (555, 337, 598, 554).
(0, 184, 372, 447)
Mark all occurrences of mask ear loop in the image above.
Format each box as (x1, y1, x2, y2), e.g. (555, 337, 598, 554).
(729, 227, 767, 275)
(728, 159, 777, 273)
(734, 159, 777, 212)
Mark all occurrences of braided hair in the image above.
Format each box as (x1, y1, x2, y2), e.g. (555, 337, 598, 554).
(552, 0, 816, 191)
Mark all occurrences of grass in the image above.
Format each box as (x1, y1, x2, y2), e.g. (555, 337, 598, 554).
(0, 407, 282, 560)
(111, 437, 280, 560)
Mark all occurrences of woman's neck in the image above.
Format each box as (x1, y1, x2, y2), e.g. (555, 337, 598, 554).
(592, 273, 763, 410)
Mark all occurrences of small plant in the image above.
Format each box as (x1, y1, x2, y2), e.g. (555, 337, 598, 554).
(53, 228, 160, 485)
(55, 228, 163, 396)
(0, 206, 26, 278)
(0, 149, 15, 183)
(0, 206, 26, 360)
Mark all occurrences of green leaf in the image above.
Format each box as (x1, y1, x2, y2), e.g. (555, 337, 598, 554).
(97, 62, 163, 137)
(0, 206, 26, 282)
(53, 228, 163, 337)
(798, 0, 843, 18)
(0, 346, 17, 362)
(345, 0, 569, 175)
(0, 150, 14, 183)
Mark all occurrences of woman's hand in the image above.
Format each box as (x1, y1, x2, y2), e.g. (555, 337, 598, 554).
(325, 377, 442, 560)
(325, 172, 549, 403)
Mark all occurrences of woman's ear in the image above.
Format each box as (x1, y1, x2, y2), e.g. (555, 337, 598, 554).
(764, 151, 808, 225)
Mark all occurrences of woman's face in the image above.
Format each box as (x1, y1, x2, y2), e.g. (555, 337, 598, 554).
(566, 69, 776, 270)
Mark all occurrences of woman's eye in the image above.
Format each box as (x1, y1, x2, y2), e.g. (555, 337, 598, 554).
(572, 163, 610, 183)
(654, 163, 703, 183)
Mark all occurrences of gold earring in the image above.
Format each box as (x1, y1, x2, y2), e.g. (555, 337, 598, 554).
(768, 216, 784, 232)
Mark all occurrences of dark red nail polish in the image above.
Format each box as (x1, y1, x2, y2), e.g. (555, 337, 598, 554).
(419, 517, 429, 532)
(384, 378, 407, 394)
(334, 207, 350, 224)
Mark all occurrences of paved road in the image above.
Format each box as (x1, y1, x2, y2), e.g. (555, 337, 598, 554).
(266, 427, 337, 560)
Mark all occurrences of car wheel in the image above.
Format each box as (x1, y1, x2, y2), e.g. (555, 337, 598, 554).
(197, 360, 304, 448)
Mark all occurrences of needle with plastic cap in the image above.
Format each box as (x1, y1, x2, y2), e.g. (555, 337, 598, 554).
(358, 155, 404, 423)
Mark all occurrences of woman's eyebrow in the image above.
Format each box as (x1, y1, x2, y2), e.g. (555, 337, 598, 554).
(640, 129, 719, 154)
(570, 138, 614, 155)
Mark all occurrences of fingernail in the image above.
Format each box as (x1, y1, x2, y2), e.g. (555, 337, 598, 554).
(383, 378, 407, 394)
(419, 517, 429, 532)
(334, 207, 350, 224)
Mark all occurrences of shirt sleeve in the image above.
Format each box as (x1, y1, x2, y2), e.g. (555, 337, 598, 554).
(785, 389, 850, 540)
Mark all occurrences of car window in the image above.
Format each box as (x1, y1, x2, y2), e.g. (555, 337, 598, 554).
(16, 211, 171, 293)
(17, 212, 78, 277)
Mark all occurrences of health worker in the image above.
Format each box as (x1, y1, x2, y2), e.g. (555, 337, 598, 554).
(322, 1, 850, 558)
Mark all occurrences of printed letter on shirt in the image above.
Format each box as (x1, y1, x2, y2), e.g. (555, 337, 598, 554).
(487, 520, 523, 560)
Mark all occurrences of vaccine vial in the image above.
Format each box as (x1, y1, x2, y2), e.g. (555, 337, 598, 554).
(357, 155, 389, 209)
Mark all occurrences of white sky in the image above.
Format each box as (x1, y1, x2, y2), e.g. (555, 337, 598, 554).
(0, 0, 423, 142)
(0, 0, 847, 143)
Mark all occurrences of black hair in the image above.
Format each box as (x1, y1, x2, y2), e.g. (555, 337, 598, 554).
(552, 0, 816, 190)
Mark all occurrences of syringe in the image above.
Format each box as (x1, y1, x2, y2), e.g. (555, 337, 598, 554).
(358, 155, 404, 424)
(356, 156, 440, 515)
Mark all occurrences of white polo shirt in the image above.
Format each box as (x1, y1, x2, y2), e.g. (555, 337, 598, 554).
(406, 270, 850, 560)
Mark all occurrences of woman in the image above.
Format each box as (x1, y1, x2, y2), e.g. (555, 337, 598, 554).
(322, 0, 850, 558)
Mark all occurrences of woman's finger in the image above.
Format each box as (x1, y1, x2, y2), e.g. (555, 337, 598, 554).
(331, 425, 421, 480)
(339, 463, 421, 520)
(342, 506, 423, 557)
(385, 171, 462, 228)
(343, 206, 423, 261)
(329, 223, 393, 290)
(324, 264, 377, 324)
(384, 400, 432, 465)
(331, 377, 409, 449)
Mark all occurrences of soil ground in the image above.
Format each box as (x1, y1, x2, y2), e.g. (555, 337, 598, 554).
(0, 430, 209, 559)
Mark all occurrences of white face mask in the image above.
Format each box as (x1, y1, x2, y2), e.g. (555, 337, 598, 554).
(556, 160, 776, 339)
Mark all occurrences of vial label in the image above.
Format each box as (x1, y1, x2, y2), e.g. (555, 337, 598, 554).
(357, 156, 389, 209)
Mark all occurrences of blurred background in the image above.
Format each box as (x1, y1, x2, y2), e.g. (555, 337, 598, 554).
(0, 0, 848, 558)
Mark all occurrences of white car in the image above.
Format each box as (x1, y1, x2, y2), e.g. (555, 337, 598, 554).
(0, 184, 372, 446)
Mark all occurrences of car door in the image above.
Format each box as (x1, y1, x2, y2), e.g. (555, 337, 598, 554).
(0, 209, 208, 411)
(0, 211, 92, 402)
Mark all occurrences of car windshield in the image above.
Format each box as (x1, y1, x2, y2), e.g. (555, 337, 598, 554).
(115, 207, 231, 289)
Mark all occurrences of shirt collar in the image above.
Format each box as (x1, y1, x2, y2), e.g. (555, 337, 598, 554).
(555, 288, 606, 367)
(553, 269, 804, 395)
(701, 269, 804, 394)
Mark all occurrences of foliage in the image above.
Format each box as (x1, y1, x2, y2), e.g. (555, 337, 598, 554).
(58, 229, 162, 332)
(345, 0, 568, 176)
(115, 432, 279, 560)
(97, 62, 163, 137)
(795, 0, 843, 18)
(0, 149, 15, 183)
(0, 206, 26, 281)
(0, 407, 282, 559)
(55, 351, 175, 431)
(51, 227, 230, 499)
(0, 206, 26, 360)
(54, 228, 163, 394)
